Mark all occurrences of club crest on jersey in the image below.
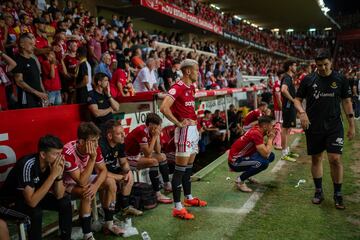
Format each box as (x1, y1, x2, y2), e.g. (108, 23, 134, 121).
(169, 88, 176, 95)
(330, 82, 337, 89)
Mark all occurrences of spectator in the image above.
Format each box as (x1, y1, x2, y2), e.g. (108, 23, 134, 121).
(95, 52, 112, 79)
(75, 46, 92, 104)
(212, 109, 228, 142)
(33, 17, 51, 59)
(131, 47, 145, 69)
(99, 120, 143, 216)
(88, 28, 102, 68)
(0, 50, 17, 110)
(88, 72, 120, 128)
(163, 58, 180, 91)
(63, 40, 79, 103)
(1, 135, 72, 240)
(13, 33, 48, 108)
(154, 58, 166, 92)
(133, 58, 157, 92)
(110, 59, 134, 97)
(41, 51, 62, 105)
(62, 122, 124, 238)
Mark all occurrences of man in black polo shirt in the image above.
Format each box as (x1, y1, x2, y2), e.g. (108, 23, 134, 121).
(99, 120, 143, 216)
(1, 135, 72, 239)
(280, 60, 299, 161)
(13, 33, 48, 108)
(88, 72, 120, 129)
(294, 50, 355, 209)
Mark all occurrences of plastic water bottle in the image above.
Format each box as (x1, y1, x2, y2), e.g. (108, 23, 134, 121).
(141, 231, 151, 240)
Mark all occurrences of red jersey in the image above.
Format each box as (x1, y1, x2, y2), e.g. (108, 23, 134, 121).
(168, 80, 197, 121)
(228, 126, 264, 162)
(272, 80, 281, 111)
(110, 68, 127, 97)
(64, 54, 79, 75)
(62, 140, 104, 184)
(200, 118, 213, 128)
(160, 125, 176, 153)
(35, 34, 49, 49)
(295, 73, 307, 87)
(243, 109, 262, 126)
(125, 125, 150, 156)
(41, 60, 61, 91)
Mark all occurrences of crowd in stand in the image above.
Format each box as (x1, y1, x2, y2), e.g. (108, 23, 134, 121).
(0, 0, 359, 111)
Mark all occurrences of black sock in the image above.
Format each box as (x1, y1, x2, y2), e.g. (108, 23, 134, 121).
(333, 183, 342, 196)
(172, 165, 186, 203)
(182, 164, 193, 196)
(103, 208, 114, 222)
(159, 161, 170, 183)
(313, 177, 323, 191)
(121, 195, 130, 209)
(149, 166, 160, 192)
(81, 215, 92, 234)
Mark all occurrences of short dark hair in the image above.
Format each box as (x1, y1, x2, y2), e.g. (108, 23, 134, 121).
(258, 116, 273, 125)
(94, 72, 108, 86)
(173, 58, 181, 65)
(103, 119, 122, 134)
(258, 102, 268, 108)
(204, 110, 211, 115)
(145, 113, 162, 126)
(77, 46, 87, 58)
(77, 122, 101, 140)
(38, 135, 63, 152)
(315, 50, 331, 61)
(283, 60, 296, 72)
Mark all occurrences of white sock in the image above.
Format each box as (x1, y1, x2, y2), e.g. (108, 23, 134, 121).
(186, 194, 193, 200)
(84, 233, 93, 239)
(287, 147, 290, 153)
(105, 221, 113, 228)
(156, 191, 162, 197)
(175, 202, 183, 210)
(282, 149, 288, 156)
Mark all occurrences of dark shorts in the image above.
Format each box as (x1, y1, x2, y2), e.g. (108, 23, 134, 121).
(282, 107, 296, 128)
(305, 124, 344, 155)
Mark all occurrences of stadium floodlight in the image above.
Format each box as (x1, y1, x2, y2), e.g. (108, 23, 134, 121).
(272, 28, 279, 32)
(309, 28, 316, 32)
(234, 15, 242, 20)
(259, 27, 263, 30)
(221, 12, 224, 15)
(324, 27, 332, 31)
(210, 4, 220, 10)
(286, 29, 294, 33)
(251, 23, 258, 28)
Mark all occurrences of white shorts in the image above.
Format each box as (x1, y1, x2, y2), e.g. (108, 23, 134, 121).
(274, 110, 283, 123)
(127, 154, 142, 168)
(65, 174, 97, 193)
(174, 125, 199, 157)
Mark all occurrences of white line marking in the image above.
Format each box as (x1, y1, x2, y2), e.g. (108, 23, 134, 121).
(207, 136, 302, 216)
(271, 136, 301, 173)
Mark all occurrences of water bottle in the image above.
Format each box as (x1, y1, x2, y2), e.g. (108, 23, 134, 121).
(141, 231, 151, 240)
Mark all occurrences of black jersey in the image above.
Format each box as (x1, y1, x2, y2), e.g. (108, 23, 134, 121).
(296, 71, 351, 133)
(87, 90, 113, 126)
(2, 154, 50, 199)
(281, 73, 296, 110)
(99, 138, 126, 173)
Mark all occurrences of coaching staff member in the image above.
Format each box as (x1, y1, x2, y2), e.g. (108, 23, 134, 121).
(294, 50, 355, 209)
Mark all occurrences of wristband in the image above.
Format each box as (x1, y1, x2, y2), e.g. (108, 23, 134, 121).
(55, 176, 63, 181)
(347, 113, 354, 118)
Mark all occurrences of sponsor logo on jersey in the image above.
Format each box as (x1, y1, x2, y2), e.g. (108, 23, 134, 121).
(185, 101, 195, 107)
(330, 82, 338, 89)
(169, 88, 176, 95)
